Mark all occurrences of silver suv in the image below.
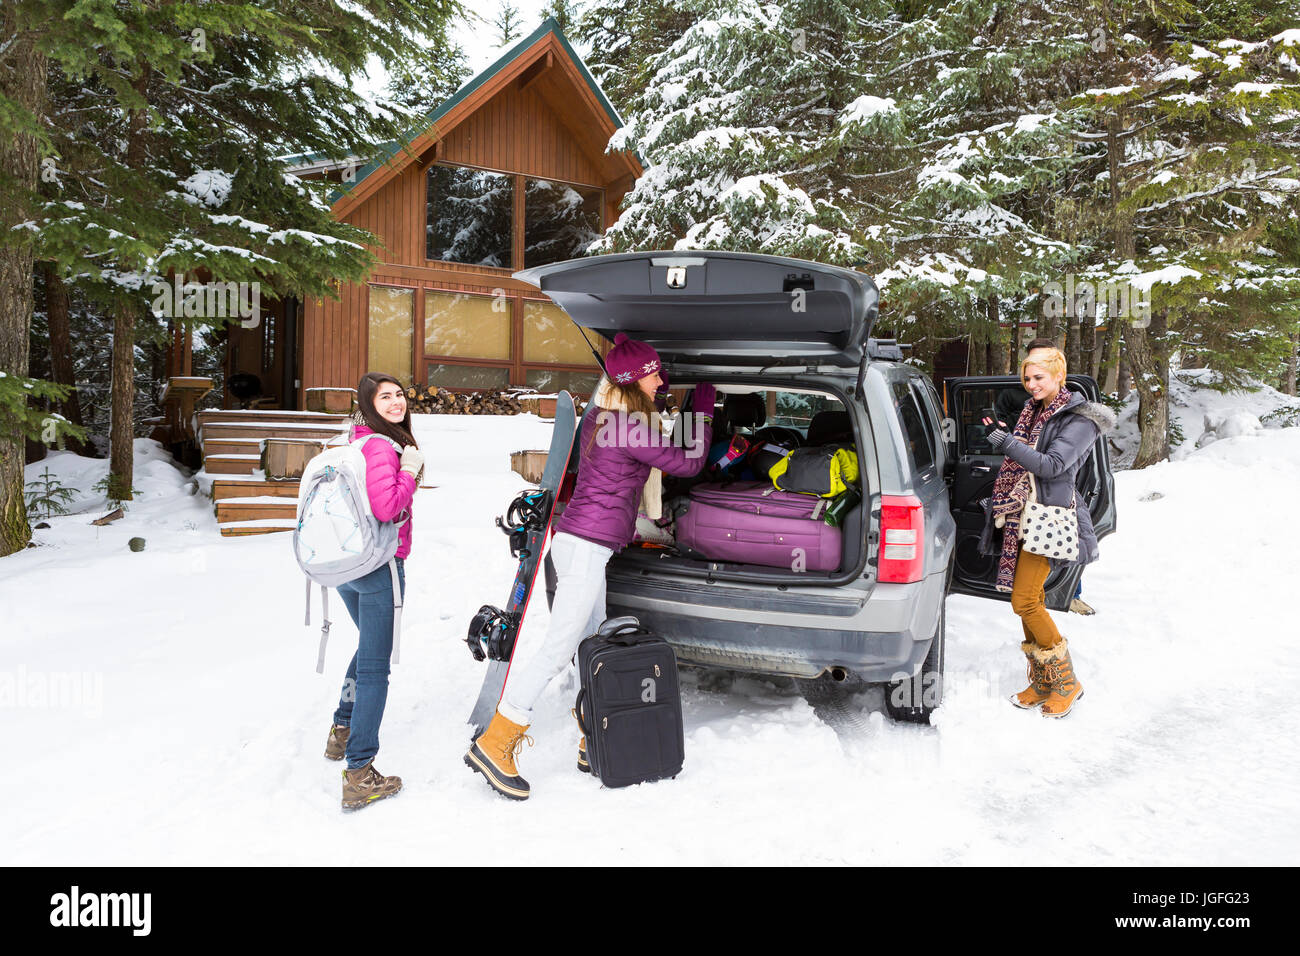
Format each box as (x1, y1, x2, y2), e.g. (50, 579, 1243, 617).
(515, 251, 1116, 723)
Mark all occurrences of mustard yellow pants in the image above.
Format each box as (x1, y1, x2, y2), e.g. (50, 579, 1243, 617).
(1010, 546, 1062, 648)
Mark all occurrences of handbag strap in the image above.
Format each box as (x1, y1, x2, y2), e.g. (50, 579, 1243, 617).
(1026, 470, 1076, 510)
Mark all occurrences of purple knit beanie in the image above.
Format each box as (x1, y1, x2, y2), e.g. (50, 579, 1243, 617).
(605, 333, 662, 385)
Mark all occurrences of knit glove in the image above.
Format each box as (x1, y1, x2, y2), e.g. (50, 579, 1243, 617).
(986, 428, 1010, 451)
(691, 383, 717, 422)
(399, 445, 425, 479)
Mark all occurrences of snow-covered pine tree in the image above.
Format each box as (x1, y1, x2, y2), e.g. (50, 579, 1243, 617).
(589, 0, 870, 264)
(576, 0, 700, 111)
(494, 2, 524, 47)
(1056, 0, 1300, 466)
(25, 0, 464, 503)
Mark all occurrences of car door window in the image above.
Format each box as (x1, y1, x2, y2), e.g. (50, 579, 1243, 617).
(912, 379, 946, 470)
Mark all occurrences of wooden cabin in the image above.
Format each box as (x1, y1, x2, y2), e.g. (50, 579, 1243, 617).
(167, 19, 643, 535)
(219, 17, 643, 411)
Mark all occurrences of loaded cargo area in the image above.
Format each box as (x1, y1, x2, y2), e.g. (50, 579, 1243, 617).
(605, 383, 875, 585)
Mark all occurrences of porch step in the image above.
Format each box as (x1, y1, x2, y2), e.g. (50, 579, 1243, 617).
(212, 479, 300, 501)
(215, 499, 298, 523)
(199, 422, 347, 442)
(203, 437, 262, 457)
(206, 455, 261, 475)
(196, 409, 348, 427)
(218, 519, 296, 537)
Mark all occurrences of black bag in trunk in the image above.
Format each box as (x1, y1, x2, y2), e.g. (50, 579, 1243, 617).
(574, 617, 684, 788)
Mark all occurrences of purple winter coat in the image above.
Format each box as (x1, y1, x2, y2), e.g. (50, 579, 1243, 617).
(556, 407, 712, 552)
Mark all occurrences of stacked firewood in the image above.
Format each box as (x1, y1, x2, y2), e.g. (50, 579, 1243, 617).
(404, 384, 530, 415)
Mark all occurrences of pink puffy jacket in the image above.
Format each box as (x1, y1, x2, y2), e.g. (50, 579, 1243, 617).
(354, 424, 416, 559)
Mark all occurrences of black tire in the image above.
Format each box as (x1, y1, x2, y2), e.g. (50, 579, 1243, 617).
(883, 601, 945, 724)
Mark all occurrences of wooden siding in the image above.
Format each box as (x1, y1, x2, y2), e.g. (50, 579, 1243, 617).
(300, 68, 634, 402)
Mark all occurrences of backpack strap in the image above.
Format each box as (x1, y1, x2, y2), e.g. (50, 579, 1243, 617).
(311, 583, 330, 675)
(388, 556, 403, 665)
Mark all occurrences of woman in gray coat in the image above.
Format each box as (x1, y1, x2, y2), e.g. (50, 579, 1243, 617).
(979, 346, 1115, 718)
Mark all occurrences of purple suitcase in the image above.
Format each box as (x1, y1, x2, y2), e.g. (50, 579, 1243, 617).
(674, 481, 842, 571)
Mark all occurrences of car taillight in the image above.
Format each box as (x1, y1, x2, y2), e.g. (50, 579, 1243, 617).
(878, 494, 924, 584)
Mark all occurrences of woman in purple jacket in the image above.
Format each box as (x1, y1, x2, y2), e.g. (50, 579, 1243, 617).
(466, 335, 716, 800)
(325, 372, 424, 811)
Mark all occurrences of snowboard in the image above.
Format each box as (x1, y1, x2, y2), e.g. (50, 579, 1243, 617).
(466, 390, 581, 737)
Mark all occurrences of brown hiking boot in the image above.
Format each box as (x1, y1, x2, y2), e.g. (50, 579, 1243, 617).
(1009, 641, 1053, 709)
(465, 710, 532, 800)
(1040, 639, 1084, 718)
(577, 735, 590, 774)
(341, 760, 402, 811)
(324, 723, 349, 761)
(1069, 597, 1096, 615)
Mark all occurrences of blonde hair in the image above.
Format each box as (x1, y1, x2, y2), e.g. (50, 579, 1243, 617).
(583, 375, 661, 455)
(1020, 346, 1067, 387)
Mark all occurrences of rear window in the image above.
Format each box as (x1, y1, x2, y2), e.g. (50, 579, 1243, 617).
(891, 380, 935, 474)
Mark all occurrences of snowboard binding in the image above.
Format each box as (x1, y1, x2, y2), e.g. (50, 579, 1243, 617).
(466, 604, 522, 662)
(495, 489, 552, 559)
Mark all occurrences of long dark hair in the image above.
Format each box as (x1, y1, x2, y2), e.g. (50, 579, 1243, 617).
(357, 372, 418, 449)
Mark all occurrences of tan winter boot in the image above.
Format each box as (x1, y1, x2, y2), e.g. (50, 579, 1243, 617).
(1039, 639, 1084, 718)
(324, 723, 349, 761)
(341, 760, 402, 811)
(577, 735, 590, 774)
(1009, 641, 1053, 709)
(465, 710, 533, 800)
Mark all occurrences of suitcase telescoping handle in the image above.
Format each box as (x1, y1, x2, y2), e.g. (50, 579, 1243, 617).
(595, 615, 648, 645)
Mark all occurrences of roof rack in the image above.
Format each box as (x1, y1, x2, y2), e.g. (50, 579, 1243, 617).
(867, 338, 908, 361)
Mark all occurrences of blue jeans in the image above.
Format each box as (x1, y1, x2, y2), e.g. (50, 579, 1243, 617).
(331, 559, 405, 769)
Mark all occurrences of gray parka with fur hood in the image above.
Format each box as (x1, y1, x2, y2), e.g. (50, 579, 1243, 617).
(978, 391, 1117, 567)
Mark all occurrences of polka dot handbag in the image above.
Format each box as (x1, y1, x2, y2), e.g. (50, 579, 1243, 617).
(1019, 472, 1079, 561)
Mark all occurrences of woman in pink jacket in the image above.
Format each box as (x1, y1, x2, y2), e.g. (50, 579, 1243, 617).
(325, 372, 424, 811)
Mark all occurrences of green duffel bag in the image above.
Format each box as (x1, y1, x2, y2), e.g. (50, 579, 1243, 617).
(770, 445, 859, 498)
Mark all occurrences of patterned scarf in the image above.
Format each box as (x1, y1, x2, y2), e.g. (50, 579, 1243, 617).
(990, 386, 1072, 592)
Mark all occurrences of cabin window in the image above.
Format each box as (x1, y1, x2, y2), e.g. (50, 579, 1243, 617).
(426, 363, 510, 389)
(521, 299, 594, 365)
(523, 178, 603, 268)
(425, 290, 512, 361)
(524, 368, 602, 393)
(367, 285, 414, 385)
(426, 164, 514, 267)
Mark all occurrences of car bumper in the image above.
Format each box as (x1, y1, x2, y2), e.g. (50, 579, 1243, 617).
(604, 577, 944, 681)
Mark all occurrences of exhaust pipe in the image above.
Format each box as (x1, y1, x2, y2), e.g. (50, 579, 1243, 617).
(829, 667, 849, 682)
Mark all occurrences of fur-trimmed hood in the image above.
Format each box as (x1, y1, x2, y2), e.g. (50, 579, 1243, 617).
(1067, 400, 1117, 434)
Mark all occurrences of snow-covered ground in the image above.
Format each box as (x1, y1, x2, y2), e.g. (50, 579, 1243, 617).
(4, 397, 1299, 865)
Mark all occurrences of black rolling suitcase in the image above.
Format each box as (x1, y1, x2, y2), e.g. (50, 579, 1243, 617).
(574, 617, 684, 788)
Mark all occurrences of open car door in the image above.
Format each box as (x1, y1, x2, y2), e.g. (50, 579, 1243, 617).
(943, 375, 1116, 611)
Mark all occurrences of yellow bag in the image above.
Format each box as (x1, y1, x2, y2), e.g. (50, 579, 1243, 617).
(770, 446, 859, 498)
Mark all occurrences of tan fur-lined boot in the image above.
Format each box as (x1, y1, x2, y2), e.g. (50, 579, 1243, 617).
(465, 710, 533, 800)
(1009, 642, 1053, 709)
(1039, 639, 1084, 718)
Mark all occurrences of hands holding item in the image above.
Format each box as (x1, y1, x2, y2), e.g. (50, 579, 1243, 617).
(399, 444, 425, 478)
(691, 383, 717, 422)
(980, 415, 1010, 451)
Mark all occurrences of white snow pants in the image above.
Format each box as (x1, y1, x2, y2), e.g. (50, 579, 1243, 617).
(499, 532, 613, 726)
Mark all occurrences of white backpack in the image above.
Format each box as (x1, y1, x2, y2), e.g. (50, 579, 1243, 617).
(293, 433, 408, 673)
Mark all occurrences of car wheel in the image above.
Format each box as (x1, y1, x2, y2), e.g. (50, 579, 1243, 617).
(883, 601, 945, 724)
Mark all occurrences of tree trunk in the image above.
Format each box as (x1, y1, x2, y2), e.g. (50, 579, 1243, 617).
(108, 300, 137, 501)
(988, 294, 1009, 373)
(40, 262, 87, 452)
(0, 35, 45, 556)
(1129, 312, 1171, 468)
(1286, 332, 1297, 396)
(106, 76, 151, 501)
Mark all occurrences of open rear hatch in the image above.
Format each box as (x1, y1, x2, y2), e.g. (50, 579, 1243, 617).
(513, 251, 879, 368)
